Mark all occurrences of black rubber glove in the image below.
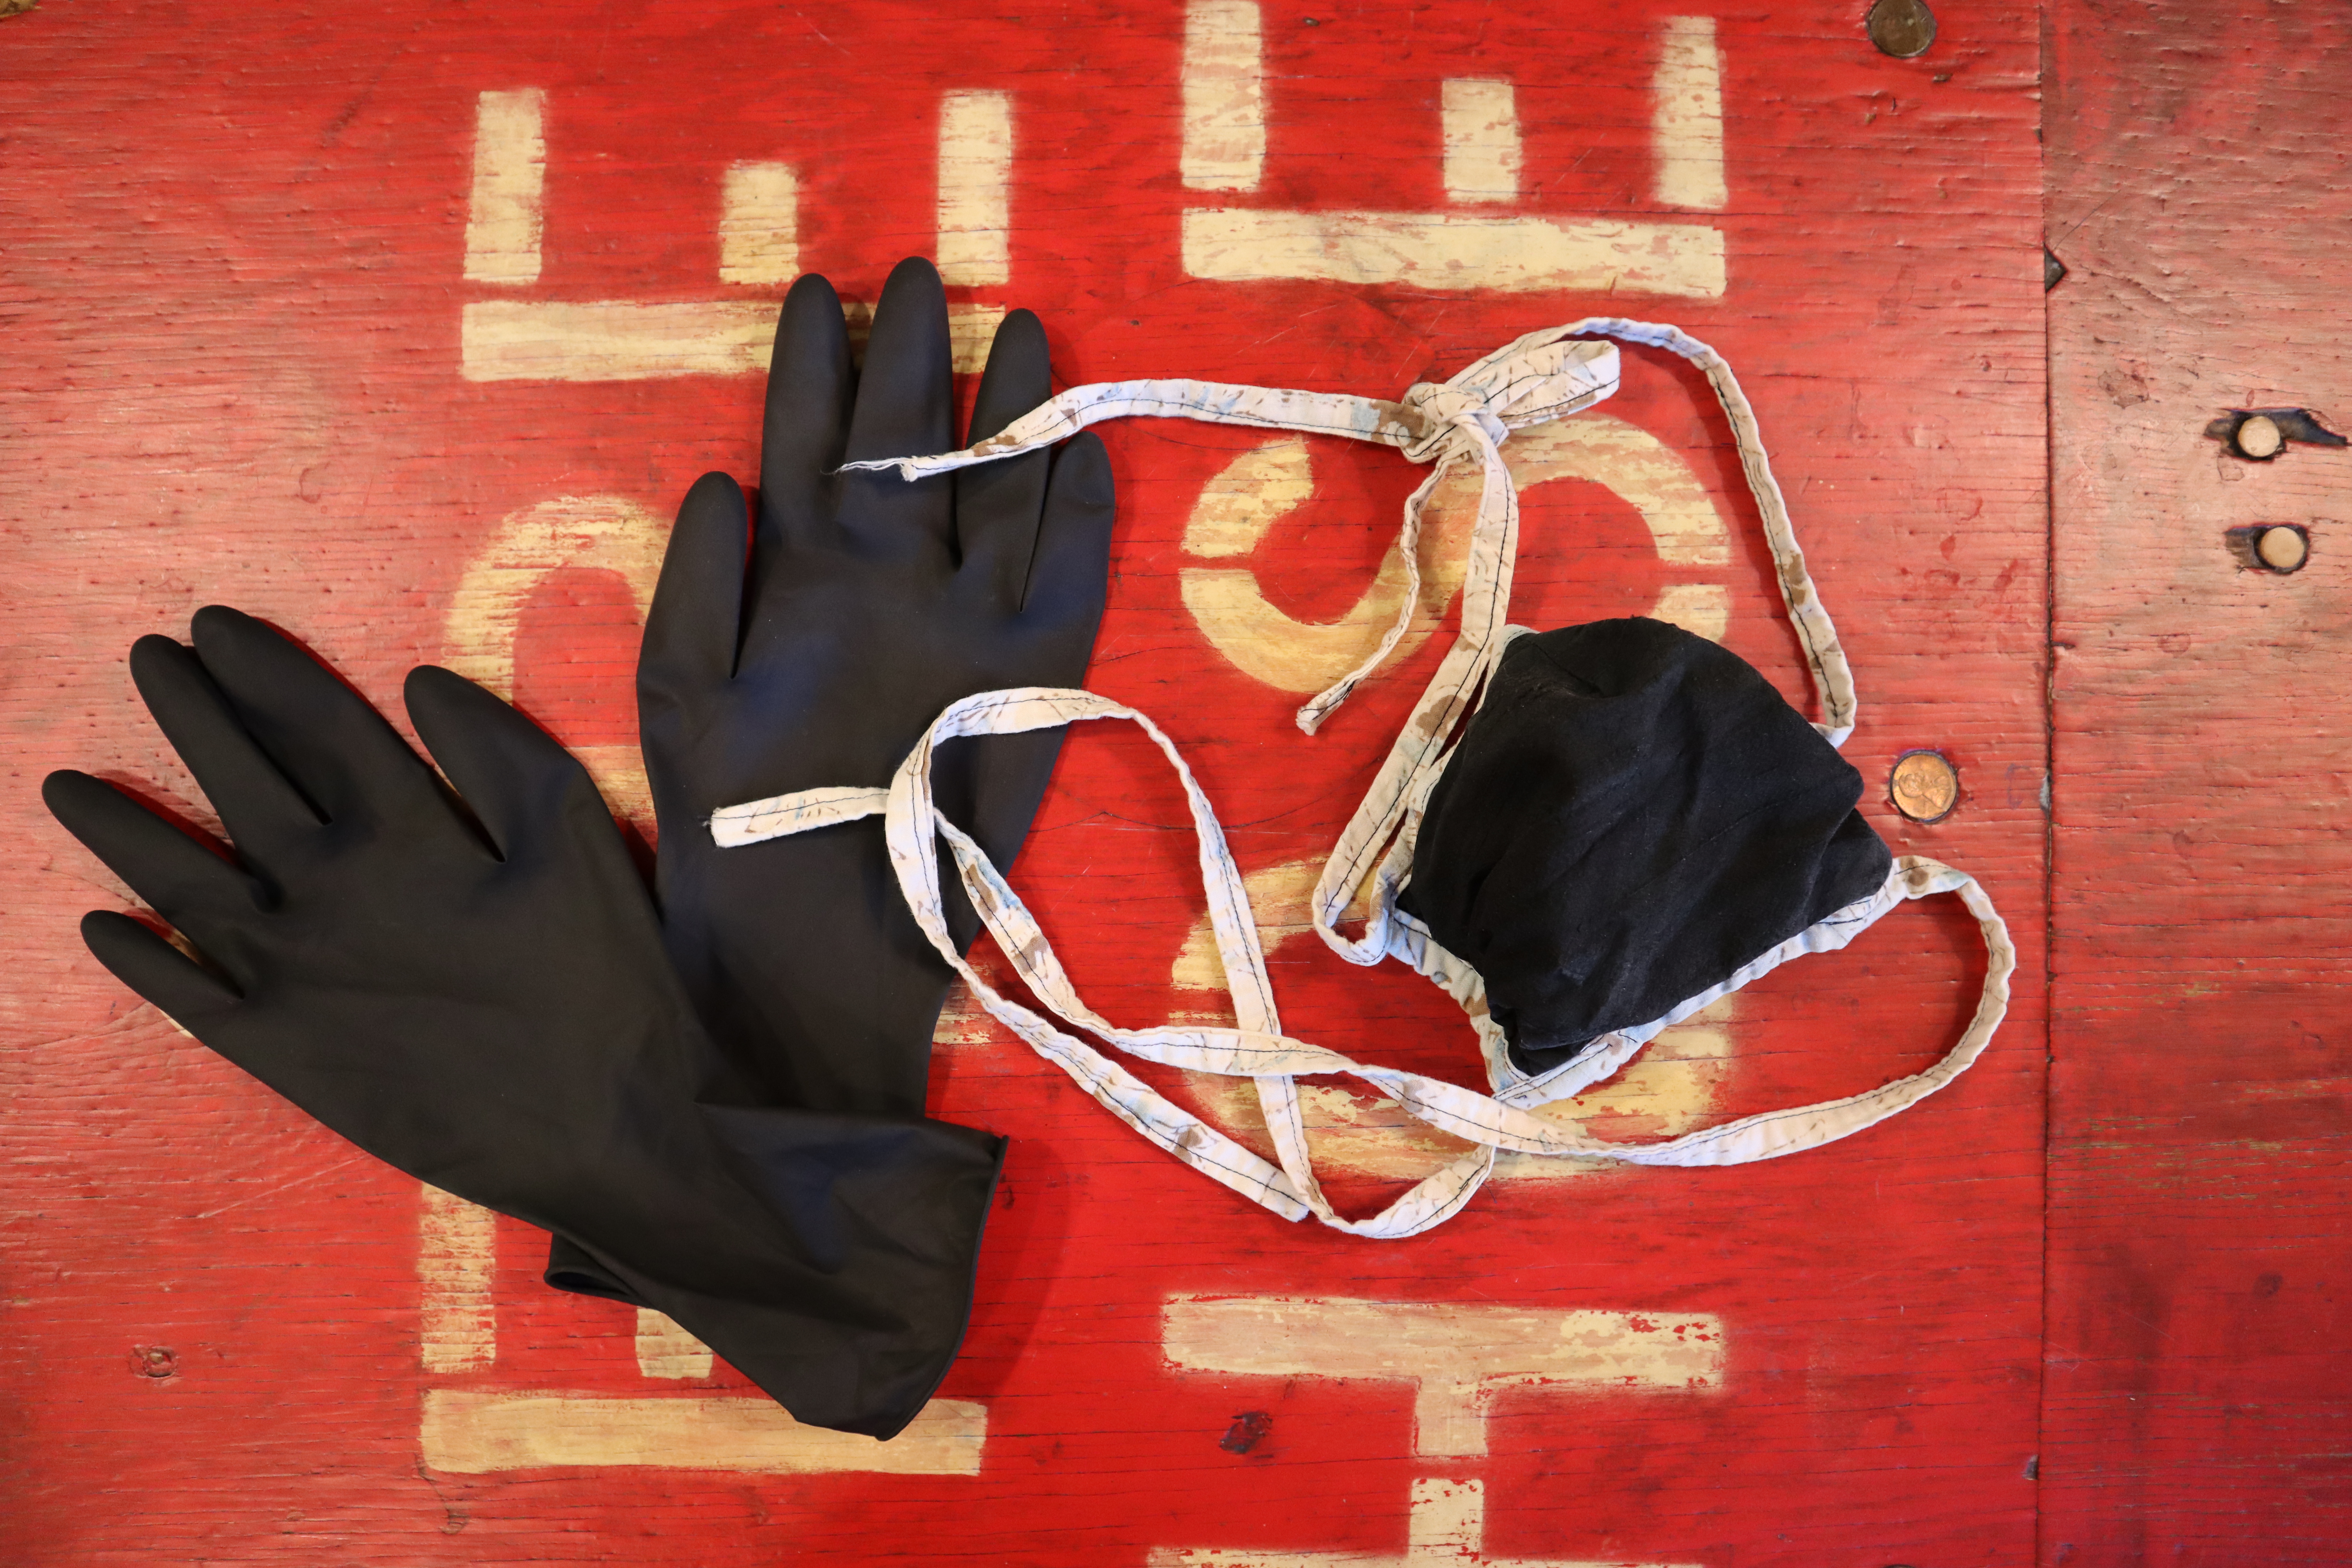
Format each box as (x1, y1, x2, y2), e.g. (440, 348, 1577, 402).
(543, 260, 1114, 1292)
(45, 608, 1004, 1438)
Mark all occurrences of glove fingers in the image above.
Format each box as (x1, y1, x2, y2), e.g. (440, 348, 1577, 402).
(1022, 431, 1118, 625)
(756, 272, 855, 559)
(641, 472, 751, 696)
(129, 633, 327, 847)
(186, 607, 445, 830)
(955, 307, 1055, 609)
(404, 666, 611, 862)
(44, 770, 262, 946)
(838, 257, 955, 568)
(79, 909, 241, 1030)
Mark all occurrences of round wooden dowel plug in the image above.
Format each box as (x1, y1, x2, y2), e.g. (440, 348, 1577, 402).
(2235, 415, 2285, 459)
(2257, 525, 2308, 572)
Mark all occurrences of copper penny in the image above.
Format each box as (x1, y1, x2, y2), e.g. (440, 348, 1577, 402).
(1890, 750, 1960, 823)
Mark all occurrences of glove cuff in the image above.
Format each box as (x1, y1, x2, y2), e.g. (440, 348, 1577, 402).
(546, 1107, 1007, 1441)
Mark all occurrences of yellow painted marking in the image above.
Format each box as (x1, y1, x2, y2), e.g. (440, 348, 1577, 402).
(937, 91, 1013, 287)
(1182, 209, 1726, 297)
(1181, 0, 1265, 191)
(417, 1185, 497, 1373)
(462, 300, 778, 381)
(1149, 1476, 1704, 1567)
(1650, 581, 1731, 642)
(439, 494, 665, 700)
(933, 978, 998, 1047)
(634, 1310, 715, 1380)
(1165, 1297, 1725, 1458)
(1181, 436, 1315, 560)
(465, 89, 546, 285)
(1502, 418, 1733, 567)
(419, 1390, 987, 1475)
(1177, 437, 1475, 695)
(1167, 856, 1336, 992)
(1405, 1478, 1482, 1558)
(1653, 17, 1729, 210)
(461, 299, 1004, 380)
(437, 494, 662, 825)
(1441, 79, 1522, 203)
(719, 162, 799, 285)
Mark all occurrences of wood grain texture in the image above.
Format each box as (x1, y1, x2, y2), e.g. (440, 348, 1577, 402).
(2043, 2, 2352, 1562)
(0, 2, 2046, 1563)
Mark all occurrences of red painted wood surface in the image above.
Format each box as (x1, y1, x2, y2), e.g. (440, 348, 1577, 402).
(3, 1, 2061, 1563)
(2043, 4, 2352, 1562)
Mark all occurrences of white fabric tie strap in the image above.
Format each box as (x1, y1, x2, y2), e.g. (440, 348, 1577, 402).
(839, 322, 1858, 1010)
(840, 324, 1626, 736)
(711, 320, 2007, 1236)
(838, 320, 1853, 746)
(712, 688, 2014, 1239)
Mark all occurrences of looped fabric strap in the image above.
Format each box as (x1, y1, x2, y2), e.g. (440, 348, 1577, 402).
(711, 319, 2012, 1237)
(712, 688, 2014, 1238)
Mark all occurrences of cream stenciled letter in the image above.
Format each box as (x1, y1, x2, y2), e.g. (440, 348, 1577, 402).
(1441, 79, 1522, 203)
(465, 89, 546, 285)
(440, 495, 664, 830)
(938, 91, 1013, 287)
(1164, 1297, 1725, 1458)
(1182, 0, 1265, 191)
(1654, 16, 1729, 210)
(457, 89, 1002, 381)
(1178, 437, 1475, 696)
(719, 162, 799, 285)
(417, 1185, 496, 1373)
(1178, 15, 1731, 297)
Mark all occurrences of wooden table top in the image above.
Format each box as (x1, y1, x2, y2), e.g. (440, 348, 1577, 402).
(1, 2, 2340, 1563)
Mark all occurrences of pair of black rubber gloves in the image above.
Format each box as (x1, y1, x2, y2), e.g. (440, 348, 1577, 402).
(44, 260, 1116, 1440)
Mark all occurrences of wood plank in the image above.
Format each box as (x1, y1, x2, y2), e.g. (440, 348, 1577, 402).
(2042, 2, 2352, 1560)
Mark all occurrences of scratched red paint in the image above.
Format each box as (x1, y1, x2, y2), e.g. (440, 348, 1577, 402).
(2043, 4, 2352, 1563)
(0, 2, 2053, 1564)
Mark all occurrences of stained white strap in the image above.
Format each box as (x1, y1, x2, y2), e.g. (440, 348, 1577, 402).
(714, 688, 2014, 1239)
(719, 322, 1985, 1235)
(711, 786, 889, 848)
(840, 327, 1626, 735)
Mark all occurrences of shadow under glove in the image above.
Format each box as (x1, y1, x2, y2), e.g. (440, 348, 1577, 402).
(543, 262, 1114, 1316)
(1396, 617, 1894, 1076)
(45, 607, 1002, 1438)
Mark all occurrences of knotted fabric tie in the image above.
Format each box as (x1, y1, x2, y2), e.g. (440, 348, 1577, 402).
(841, 321, 1641, 736)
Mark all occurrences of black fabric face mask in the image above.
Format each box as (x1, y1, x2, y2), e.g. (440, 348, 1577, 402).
(1396, 617, 1895, 1076)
